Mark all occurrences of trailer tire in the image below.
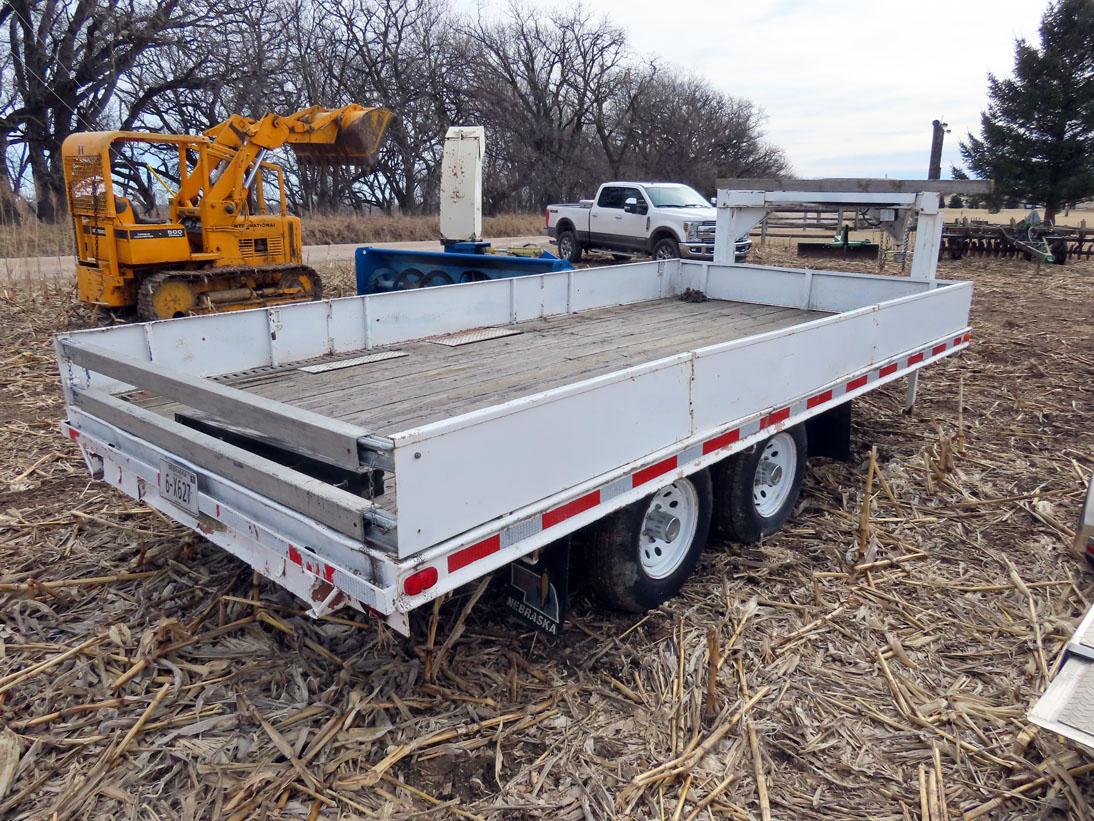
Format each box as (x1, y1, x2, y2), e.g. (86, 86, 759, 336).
(557, 229, 583, 263)
(587, 470, 712, 613)
(713, 425, 807, 544)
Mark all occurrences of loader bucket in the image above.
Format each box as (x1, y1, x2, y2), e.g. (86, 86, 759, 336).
(293, 106, 394, 166)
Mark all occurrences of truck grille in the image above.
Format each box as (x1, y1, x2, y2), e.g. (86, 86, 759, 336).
(697, 221, 716, 240)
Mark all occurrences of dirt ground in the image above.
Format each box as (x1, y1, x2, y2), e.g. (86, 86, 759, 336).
(0, 249, 1091, 819)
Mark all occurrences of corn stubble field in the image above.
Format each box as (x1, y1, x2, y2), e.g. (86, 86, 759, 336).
(0, 246, 1091, 819)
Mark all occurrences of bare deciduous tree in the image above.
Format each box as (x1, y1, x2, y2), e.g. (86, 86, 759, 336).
(0, 0, 790, 221)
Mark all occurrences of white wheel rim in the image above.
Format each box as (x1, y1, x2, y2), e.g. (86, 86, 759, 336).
(753, 432, 797, 517)
(639, 479, 700, 579)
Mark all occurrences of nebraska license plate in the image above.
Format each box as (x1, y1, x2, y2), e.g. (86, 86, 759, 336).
(159, 459, 199, 516)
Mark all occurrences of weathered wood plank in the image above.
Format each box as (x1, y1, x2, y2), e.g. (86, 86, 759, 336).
(134, 297, 829, 439)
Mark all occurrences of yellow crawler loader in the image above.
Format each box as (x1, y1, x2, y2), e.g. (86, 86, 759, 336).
(62, 105, 393, 320)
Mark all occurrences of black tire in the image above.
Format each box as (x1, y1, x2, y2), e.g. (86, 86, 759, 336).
(1050, 239, 1068, 265)
(587, 470, 713, 613)
(712, 425, 807, 544)
(557, 229, 583, 263)
(652, 236, 680, 260)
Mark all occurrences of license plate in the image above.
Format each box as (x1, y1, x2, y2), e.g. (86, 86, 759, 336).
(159, 459, 199, 516)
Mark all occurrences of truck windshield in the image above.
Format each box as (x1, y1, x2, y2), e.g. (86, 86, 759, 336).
(645, 185, 709, 208)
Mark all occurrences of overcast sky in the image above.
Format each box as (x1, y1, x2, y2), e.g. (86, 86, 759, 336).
(466, 0, 1046, 179)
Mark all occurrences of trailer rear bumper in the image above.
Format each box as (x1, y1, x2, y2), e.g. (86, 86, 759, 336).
(60, 415, 410, 634)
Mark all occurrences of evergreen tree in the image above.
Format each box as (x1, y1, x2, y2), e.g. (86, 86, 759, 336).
(959, 0, 1094, 223)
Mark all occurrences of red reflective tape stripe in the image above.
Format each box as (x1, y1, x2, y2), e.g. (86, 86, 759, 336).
(932, 343, 947, 356)
(807, 389, 833, 409)
(879, 363, 898, 377)
(703, 428, 740, 454)
(632, 456, 678, 487)
(760, 407, 790, 429)
(323, 564, 335, 582)
(543, 490, 600, 529)
(288, 546, 302, 566)
(847, 374, 868, 391)
(448, 534, 501, 573)
(907, 352, 924, 365)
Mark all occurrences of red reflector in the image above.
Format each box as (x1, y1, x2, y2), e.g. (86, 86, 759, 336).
(67, 427, 80, 441)
(879, 363, 898, 377)
(953, 336, 963, 346)
(847, 374, 868, 391)
(760, 407, 790, 429)
(543, 490, 600, 529)
(907, 352, 924, 366)
(632, 456, 677, 487)
(403, 566, 438, 597)
(932, 344, 947, 356)
(703, 428, 740, 455)
(448, 534, 501, 573)
(807, 390, 833, 409)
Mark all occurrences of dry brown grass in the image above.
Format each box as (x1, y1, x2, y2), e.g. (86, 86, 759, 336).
(0, 212, 545, 260)
(0, 251, 1091, 818)
(303, 212, 545, 246)
(0, 219, 74, 258)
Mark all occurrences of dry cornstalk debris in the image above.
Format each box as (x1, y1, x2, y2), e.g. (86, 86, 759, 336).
(0, 251, 1091, 818)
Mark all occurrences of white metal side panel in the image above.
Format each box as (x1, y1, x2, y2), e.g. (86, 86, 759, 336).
(702, 264, 811, 307)
(367, 280, 515, 346)
(690, 284, 971, 433)
(327, 297, 369, 353)
(569, 261, 668, 311)
(691, 314, 875, 433)
(143, 311, 274, 375)
(864, 286, 972, 361)
(390, 356, 695, 556)
(807, 273, 932, 313)
(266, 301, 337, 366)
(511, 271, 571, 321)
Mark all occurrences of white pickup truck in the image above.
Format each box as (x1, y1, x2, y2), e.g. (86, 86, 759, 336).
(546, 181, 752, 263)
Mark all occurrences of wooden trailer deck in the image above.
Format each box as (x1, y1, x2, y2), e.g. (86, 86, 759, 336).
(137, 296, 829, 437)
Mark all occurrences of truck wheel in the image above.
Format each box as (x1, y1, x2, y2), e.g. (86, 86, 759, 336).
(557, 230, 583, 263)
(713, 425, 807, 543)
(587, 471, 712, 613)
(653, 237, 680, 260)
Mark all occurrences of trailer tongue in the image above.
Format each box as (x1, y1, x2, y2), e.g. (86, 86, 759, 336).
(54, 178, 983, 637)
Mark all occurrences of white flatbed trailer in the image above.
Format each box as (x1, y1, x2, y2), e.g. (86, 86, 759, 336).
(53, 179, 981, 636)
